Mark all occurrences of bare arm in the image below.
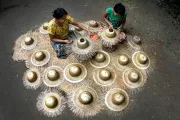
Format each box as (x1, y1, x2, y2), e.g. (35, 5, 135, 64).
(71, 21, 89, 32)
(121, 18, 126, 27)
(117, 18, 126, 31)
(71, 21, 93, 36)
(104, 12, 113, 28)
(49, 34, 71, 44)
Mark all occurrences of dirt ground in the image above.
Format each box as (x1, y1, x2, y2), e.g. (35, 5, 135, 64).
(0, 0, 180, 120)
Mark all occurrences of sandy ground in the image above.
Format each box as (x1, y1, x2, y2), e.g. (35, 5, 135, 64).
(0, 0, 180, 120)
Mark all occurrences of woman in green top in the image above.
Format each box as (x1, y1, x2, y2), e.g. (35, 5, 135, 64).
(103, 3, 127, 52)
(104, 3, 126, 31)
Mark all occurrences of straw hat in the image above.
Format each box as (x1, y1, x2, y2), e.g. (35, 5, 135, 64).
(39, 22, 49, 34)
(73, 86, 98, 108)
(43, 66, 63, 88)
(70, 36, 98, 61)
(93, 67, 116, 86)
(101, 28, 119, 47)
(90, 50, 110, 68)
(36, 90, 66, 117)
(73, 26, 88, 36)
(123, 68, 144, 89)
(68, 86, 102, 118)
(23, 68, 42, 90)
(127, 35, 142, 49)
(31, 50, 51, 67)
(64, 63, 87, 83)
(112, 54, 131, 71)
(105, 88, 129, 111)
(132, 51, 150, 69)
(21, 36, 38, 50)
(87, 20, 102, 32)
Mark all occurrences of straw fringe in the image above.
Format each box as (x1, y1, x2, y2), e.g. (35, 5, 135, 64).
(25, 47, 54, 69)
(23, 68, 43, 90)
(91, 65, 127, 92)
(67, 86, 104, 118)
(67, 34, 100, 61)
(40, 67, 64, 91)
(126, 35, 142, 50)
(123, 69, 148, 92)
(36, 89, 66, 117)
(101, 38, 119, 47)
(61, 61, 94, 93)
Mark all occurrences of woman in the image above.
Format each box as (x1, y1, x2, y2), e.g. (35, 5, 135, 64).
(48, 8, 92, 59)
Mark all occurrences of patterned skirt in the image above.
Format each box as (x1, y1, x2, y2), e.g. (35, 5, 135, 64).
(51, 31, 76, 59)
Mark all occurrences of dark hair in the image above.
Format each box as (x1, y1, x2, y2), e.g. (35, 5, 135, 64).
(114, 3, 125, 16)
(52, 8, 68, 19)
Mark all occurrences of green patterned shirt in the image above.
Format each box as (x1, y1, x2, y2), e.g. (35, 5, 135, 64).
(106, 7, 127, 29)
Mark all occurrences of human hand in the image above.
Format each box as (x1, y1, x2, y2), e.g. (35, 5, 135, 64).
(64, 40, 73, 44)
(109, 24, 113, 30)
(117, 26, 123, 32)
(88, 31, 93, 37)
(117, 27, 121, 32)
